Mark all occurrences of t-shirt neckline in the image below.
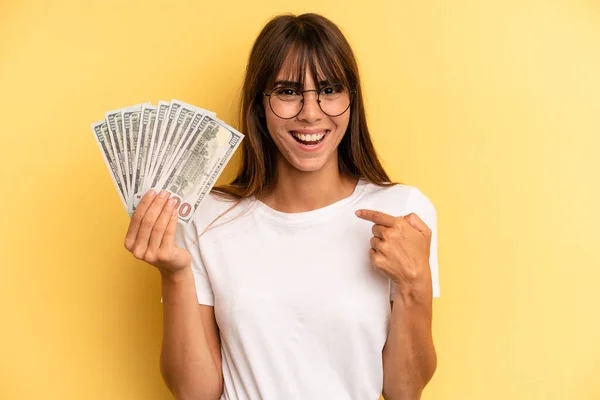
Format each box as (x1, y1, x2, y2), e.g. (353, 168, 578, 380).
(253, 178, 368, 224)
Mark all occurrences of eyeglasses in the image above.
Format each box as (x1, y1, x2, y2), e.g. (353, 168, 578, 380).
(263, 84, 355, 119)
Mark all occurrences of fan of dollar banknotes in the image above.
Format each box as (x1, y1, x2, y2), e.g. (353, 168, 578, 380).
(91, 99, 244, 224)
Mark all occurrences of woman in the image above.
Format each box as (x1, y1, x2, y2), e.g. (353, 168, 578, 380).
(124, 13, 440, 400)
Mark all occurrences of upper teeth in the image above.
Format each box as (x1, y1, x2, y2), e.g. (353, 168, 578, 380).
(292, 132, 325, 141)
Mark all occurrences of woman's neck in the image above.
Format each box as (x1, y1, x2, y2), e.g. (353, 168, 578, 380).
(262, 155, 358, 213)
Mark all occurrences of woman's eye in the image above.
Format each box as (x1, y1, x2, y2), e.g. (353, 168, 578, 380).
(276, 88, 299, 96)
(321, 85, 341, 95)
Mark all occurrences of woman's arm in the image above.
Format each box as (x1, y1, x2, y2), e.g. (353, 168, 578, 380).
(123, 190, 223, 400)
(382, 286, 436, 400)
(355, 206, 438, 400)
(160, 267, 223, 400)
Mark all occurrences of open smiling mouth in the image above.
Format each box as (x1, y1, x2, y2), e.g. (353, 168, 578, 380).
(290, 131, 329, 146)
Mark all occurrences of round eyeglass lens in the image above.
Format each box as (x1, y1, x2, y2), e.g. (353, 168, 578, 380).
(318, 84, 351, 117)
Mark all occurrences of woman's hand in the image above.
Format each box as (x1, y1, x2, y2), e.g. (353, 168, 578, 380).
(356, 209, 433, 298)
(124, 189, 191, 276)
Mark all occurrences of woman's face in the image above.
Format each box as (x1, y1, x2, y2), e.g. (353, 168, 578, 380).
(263, 64, 351, 173)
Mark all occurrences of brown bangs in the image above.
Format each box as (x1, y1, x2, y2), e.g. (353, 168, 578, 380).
(264, 27, 354, 91)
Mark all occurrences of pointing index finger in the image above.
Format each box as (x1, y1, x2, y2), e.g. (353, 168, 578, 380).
(355, 209, 396, 227)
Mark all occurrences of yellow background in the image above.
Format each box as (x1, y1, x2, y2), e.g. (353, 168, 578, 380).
(1, 0, 599, 399)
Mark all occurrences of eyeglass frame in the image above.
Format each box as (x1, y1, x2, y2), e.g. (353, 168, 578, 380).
(262, 86, 356, 120)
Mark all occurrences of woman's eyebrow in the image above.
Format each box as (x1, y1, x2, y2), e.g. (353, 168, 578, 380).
(318, 79, 344, 86)
(273, 80, 301, 88)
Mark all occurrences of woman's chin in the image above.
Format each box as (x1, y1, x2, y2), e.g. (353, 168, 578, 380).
(284, 156, 333, 174)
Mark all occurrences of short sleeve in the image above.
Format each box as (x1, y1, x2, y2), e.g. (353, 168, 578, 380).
(171, 221, 215, 306)
(390, 186, 441, 300)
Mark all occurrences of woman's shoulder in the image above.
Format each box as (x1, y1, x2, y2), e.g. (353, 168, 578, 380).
(186, 191, 255, 233)
(360, 180, 412, 201)
(360, 180, 436, 215)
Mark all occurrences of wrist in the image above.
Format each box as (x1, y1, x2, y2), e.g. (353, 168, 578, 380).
(160, 265, 192, 283)
(393, 280, 432, 306)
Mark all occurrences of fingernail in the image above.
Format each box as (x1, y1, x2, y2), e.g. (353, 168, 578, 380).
(147, 190, 156, 198)
(159, 190, 169, 198)
(167, 198, 176, 207)
(355, 210, 362, 217)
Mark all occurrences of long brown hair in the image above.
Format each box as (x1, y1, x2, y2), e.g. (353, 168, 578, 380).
(213, 13, 394, 200)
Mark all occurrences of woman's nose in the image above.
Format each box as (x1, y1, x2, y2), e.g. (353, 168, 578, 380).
(296, 91, 323, 123)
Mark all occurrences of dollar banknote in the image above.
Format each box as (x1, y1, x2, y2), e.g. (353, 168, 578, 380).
(131, 104, 157, 213)
(154, 115, 243, 223)
(91, 120, 128, 209)
(161, 111, 206, 180)
(92, 99, 244, 223)
(141, 101, 170, 195)
(149, 101, 181, 179)
(122, 104, 146, 213)
(105, 109, 130, 197)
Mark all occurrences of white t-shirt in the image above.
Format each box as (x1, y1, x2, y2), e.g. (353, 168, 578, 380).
(174, 179, 440, 400)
